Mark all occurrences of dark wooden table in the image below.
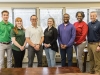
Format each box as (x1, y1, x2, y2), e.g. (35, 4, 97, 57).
(0, 67, 81, 75)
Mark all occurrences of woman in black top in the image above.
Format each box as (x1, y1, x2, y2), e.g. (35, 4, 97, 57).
(44, 18, 58, 67)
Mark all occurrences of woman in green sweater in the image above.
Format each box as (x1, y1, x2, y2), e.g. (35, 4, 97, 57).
(11, 17, 26, 68)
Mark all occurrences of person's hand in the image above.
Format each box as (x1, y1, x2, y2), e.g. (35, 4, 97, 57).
(44, 43, 47, 48)
(46, 44, 51, 48)
(34, 44, 40, 51)
(63, 45, 67, 48)
(96, 46, 100, 52)
(19, 46, 25, 51)
(61, 44, 66, 49)
(21, 46, 25, 51)
(61, 44, 63, 48)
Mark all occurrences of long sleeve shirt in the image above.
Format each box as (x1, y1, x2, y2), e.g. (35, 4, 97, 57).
(74, 21, 88, 45)
(44, 26, 58, 52)
(88, 20, 100, 42)
(58, 23, 76, 47)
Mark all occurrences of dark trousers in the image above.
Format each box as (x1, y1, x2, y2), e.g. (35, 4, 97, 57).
(28, 45, 43, 67)
(60, 46, 73, 67)
(12, 49, 25, 68)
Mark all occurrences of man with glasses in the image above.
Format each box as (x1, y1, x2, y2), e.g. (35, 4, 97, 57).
(58, 13, 76, 67)
(25, 15, 44, 67)
(0, 10, 14, 68)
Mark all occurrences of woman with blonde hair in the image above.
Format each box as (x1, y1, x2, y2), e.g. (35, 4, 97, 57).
(44, 18, 58, 67)
(11, 17, 26, 68)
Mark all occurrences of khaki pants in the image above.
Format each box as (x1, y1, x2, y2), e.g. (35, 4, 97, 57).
(0, 43, 12, 68)
(88, 42, 100, 73)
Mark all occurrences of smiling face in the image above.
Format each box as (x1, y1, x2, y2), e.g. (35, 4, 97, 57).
(2, 12, 9, 22)
(90, 12, 97, 22)
(15, 18, 23, 28)
(76, 13, 83, 22)
(48, 18, 54, 27)
(30, 15, 38, 25)
(63, 14, 70, 24)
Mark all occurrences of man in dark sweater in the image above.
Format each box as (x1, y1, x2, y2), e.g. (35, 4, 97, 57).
(88, 11, 100, 74)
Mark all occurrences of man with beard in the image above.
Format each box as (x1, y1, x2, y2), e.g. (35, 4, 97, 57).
(58, 13, 76, 67)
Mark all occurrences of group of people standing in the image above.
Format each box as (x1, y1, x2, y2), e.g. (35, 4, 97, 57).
(0, 10, 100, 74)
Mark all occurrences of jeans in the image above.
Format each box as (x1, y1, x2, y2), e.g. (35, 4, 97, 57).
(60, 46, 73, 67)
(0, 43, 12, 68)
(44, 48, 56, 67)
(74, 41, 86, 72)
(12, 49, 25, 68)
(28, 45, 43, 67)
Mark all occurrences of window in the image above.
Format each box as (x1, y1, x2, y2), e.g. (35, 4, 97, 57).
(40, 8, 63, 31)
(66, 9, 88, 24)
(0, 8, 12, 23)
(13, 8, 36, 28)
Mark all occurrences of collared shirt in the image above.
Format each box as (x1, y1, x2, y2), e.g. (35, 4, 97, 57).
(74, 21, 88, 45)
(0, 21, 14, 42)
(11, 29, 25, 51)
(88, 20, 100, 42)
(58, 23, 76, 47)
(25, 25, 44, 44)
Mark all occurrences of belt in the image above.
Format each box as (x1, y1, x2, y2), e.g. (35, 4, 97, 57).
(88, 42, 99, 44)
(0, 42, 11, 45)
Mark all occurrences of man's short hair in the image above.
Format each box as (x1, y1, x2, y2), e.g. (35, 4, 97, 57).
(30, 15, 37, 20)
(1, 10, 9, 15)
(63, 13, 70, 18)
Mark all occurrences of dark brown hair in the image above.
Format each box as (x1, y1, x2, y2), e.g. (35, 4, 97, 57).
(1, 10, 9, 15)
(30, 15, 37, 20)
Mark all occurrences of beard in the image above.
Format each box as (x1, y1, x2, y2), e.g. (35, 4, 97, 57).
(64, 20, 69, 24)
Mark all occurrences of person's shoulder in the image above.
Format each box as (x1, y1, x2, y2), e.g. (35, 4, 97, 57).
(25, 26, 31, 32)
(52, 27, 57, 31)
(38, 25, 43, 29)
(97, 21, 100, 27)
(82, 21, 88, 26)
(8, 22, 13, 25)
(87, 22, 91, 25)
(58, 23, 63, 27)
(97, 20, 100, 24)
(69, 23, 74, 26)
(73, 22, 78, 25)
(11, 28, 15, 33)
(0, 21, 4, 25)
